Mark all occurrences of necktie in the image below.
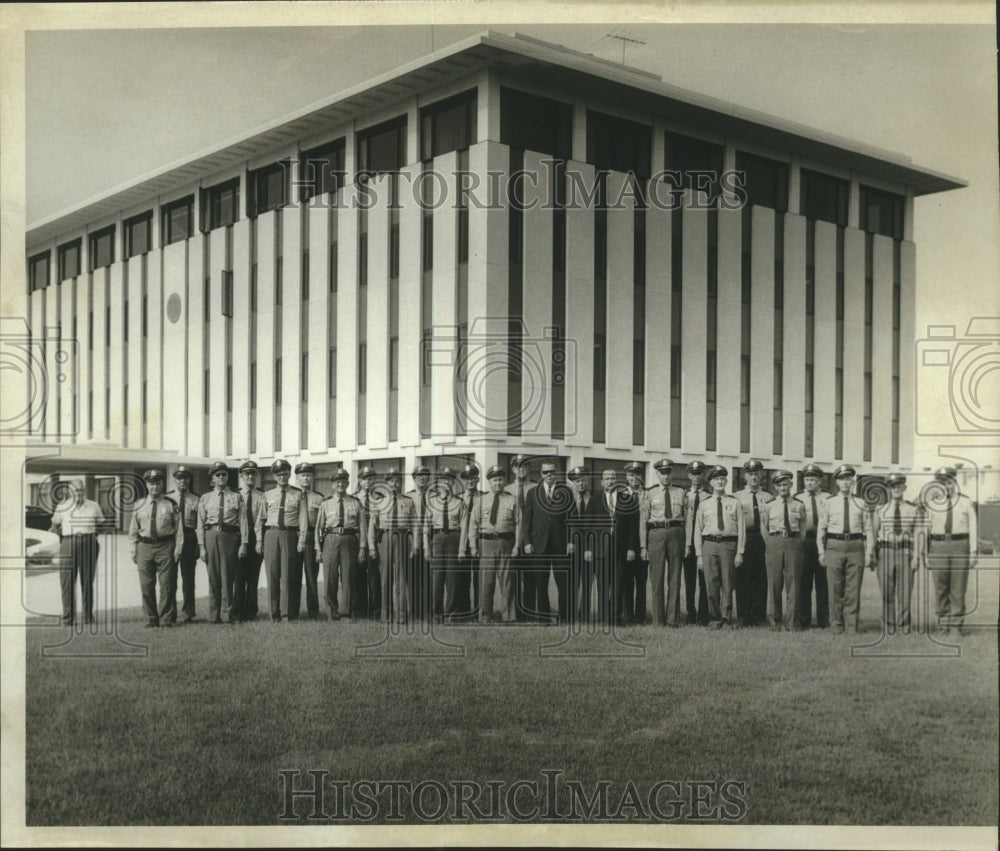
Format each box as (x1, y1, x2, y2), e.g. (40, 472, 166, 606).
(279, 488, 287, 530)
(843, 495, 850, 535)
(752, 493, 760, 530)
(945, 500, 953, 535)
(420, 491, 426, 525)
(149, 498, 158, 537)
(691, 491, 700, 545)
(489, 492, 499, 526)
(609, 490, 615, 520)
(665, 488, 672, 519)
(442, 493, 450, 533)
(716, 495, 724, 532)
(245, 490, 253, 526)
(583, 494, 589, 512)
(783, 497, 791, 534)
(391, 495, 398, 527)
(518, 482, 525, 512)
(810, 494, 818, 529)
(218, 490, 224, 526)
(338, 495, 345, 526)
(893, 501, 902, 534)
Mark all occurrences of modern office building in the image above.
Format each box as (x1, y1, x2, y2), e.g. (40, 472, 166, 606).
(23, 31, 964, 514)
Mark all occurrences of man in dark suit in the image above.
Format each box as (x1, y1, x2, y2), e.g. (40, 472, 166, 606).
(568, 467, 617, 626)
(522, 460, 574, 623)
(616, 462, 645, 625)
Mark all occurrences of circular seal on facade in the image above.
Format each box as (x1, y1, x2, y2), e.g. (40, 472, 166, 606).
(166, 293, 182, 324)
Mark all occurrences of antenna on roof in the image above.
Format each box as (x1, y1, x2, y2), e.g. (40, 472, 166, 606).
(606, 33, 646, 65)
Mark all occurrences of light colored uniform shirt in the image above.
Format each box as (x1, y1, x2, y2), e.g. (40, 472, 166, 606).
(458, 488, 485, 557)
(693, 493, 746, 558)
(761, 494, 807, 535)
(816, 492, 874, 561)
(469, 490, 518, 551)
(238, 488, 266, 538)
(793, 489, 829, 534)
(684, 487, 712, 549)
(367, 492, 417, 551)
(258, 486, 309, 549)
(640, 483, 686, 548)
(129, 495, 185, 552)
(315, 493, 367, 552)
(923, 492, 977, 554)
(874, 498, 924, 547)
(423, 489, 467, 551)
(196, 488, 249, 546)
(169, 490, 201, 529)
(51, 498, 104, 535)
(734, 488, 774, 533)
(302, 490, 325, 529)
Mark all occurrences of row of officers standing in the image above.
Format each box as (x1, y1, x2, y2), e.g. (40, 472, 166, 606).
(118, 456, 977, 635)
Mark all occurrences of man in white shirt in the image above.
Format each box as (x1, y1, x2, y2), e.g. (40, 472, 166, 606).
(50, 478, 105, 626)
(924, 466, 978, 636)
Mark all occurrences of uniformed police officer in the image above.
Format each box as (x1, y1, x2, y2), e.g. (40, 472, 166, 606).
(734, 459, 773, 627)
(924, 466, 978, 636)
(406, 465, 433, 622)
(196, 461, 248, 624)
(424, 467, 465, 624)
(683, 461, 711, 625)
(762, 469, 806, 631)
(368, 468, 417, 623)
(456, 464, 485, 621)
(169, 466, 200, 624)
(566, 465, 594, 624)
(296, 462, 326, 620)
(506, 454, 536, 621)
(618, 461, 647, 625)
(471, 465, 519, 622)
(235, 460, 265, 621)
(794, 463, 830, 629)
(355, 466, 379, 618)
(873, 472, 923, 633)
(817, 464, 875, 635)
(258, 459, 309, 622)
(640, 458, 687, 627)
(316, 468, 367, 620)
(129, 470, 185, 628)
(693, 465, 746, 628)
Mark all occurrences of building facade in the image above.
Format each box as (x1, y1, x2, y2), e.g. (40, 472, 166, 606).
(23, 31, 964, 504)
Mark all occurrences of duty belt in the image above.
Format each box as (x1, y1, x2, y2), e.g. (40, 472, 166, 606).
(479, 532, 513, 540)
(702, 535, 738, 543)
(826, 533, 863, 541)
(139, 534, 175, 545)
(265, 525, 299, 531)
(879, 539, 912, 549)
(804, 530, 817, 538)
(930, 533, 968, 542)
(324, 527, 358, 536)
(647, 520, 683, 529)
(211, 524, 239, 534)
(770, 531, 800, 538)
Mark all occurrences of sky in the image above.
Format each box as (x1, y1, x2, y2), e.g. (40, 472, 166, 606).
(15, 10, 1000, 473)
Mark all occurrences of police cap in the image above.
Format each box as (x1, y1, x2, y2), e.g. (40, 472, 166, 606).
(934, 466, 957, 482)
(172, 466, 192, 480)
(772, 469, 794, 484)
(708, 465, 729, 481)
(567, 465, 590, 481)
(294, 462, 315, 475)
(330, 467, 350, 481)
(209, 461, 229, 478)
(486, 465, 506, 481)
(743, 459, 764, 473)
(886, 472, 908, 487)
(653, 458, 674, 472)
(624, 461, 643, 474)
(460, 464, 480, 481)
(412, 465, 431, 477)
(833, 464, 856, 480)
(238, 460, 258, 474)
(358, 466, 376, 479)
(688, 461, 707, 476)
(801, 463, 823, 478)
(271, 459, 292, 474)
(143, 469, 164, 483)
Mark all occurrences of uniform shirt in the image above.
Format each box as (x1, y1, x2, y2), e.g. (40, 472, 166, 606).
(301, 489, 325, 529)
(238, 487, 266, 541)
(458, 488, 485, 557)
(761, 494, 807, 535)
(423, 488, 466, 551)
(315, 493, 368, 552)
(505, 479, 536, 551)
(258, 485, 310, 549)
(734, 488, 774, 533)
(129, 495, 185, 551)
(793, 488, 829, 534)
(196, 488, 250, 546)
(693, 493, 746, 558)
(639, 483, 686, 548)
(684, 487, 712, 549)
(874, 498, 923, 546)
(816, 492, 874, 561)
(923, 492, 977, 552)
(367, 491, 418, 551)
(51, 498, 104, 535)
(469, 490, 518, 549)
(169, 490, 201, 530)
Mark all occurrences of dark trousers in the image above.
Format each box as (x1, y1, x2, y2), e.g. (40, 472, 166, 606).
(301, 527, 320, 618)
(451, 555, 476, 620)
(617, 550, 647, 624)
(519, 555, 555, 620)
(362, 550, 381, 619)
(648, 527, 686, 626)
(59, 533, 99, 625)
(204, 529, 239, 622)
(684, 545, 709, 624)
(878, 544, 916, 631)
(235, 531, 263, 620)
(737, 531, 767, 626)
(797, 534, 830, 627)
(264, 528, 302, 620)
(175, 528, 199, 619)
(378, 530, 411, 623)
(431, 530, 461, 619)
(137, 540, 177, 626)
(409, 550, 429, 622)
(322, 531, 360, 618)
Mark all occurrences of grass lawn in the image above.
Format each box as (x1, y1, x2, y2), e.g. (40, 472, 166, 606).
(24, 572, 999, 827)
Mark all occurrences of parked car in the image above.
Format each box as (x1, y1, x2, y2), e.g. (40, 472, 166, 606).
(26, 505, 53, 532)
(26, 527, 61, 568)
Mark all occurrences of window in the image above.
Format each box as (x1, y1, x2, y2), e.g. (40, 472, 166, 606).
(247, 161, 289, 217)
(299, 138, 346, 201)
(860, 185, 904, 240)
(735, 151, 789, 212)
(89, 226, 115, 271)
(801, 169, 848, 226)
(587, 110, 651, 179)
(420, 89, 477, 161)
(162, 196, 194, 246)
(357, 116, 406, 175)
(221, 270, 233, 317)
(58, 240, 81, 280)
(202, 178, 240, 231)
(665, 133, 724, 197)
(28, 251, 50, 292)
(500, 87, 572, 160)
(124, 212, 152, 258)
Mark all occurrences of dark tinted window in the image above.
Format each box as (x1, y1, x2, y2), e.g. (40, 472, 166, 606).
(801, 169, 848, 226)
(28, 251, 50, 292)
(58, 239, 81, 280)
(124, 212, 152, 258)
(89, 226, 115, 270)
(665, 132, 724, 196)
(248, 161, 289, 216)
(587, 109, 651, 179)
(860, 185, 904, 240)
(203, 178, 240, 230)
(500, 87, 572, 160)
(735, 151, 789, 212)
(162, 196, 194, 246)
(358, 117, 406, 174)
(299, 138, 346, 200)
(420, 89, 477, 160)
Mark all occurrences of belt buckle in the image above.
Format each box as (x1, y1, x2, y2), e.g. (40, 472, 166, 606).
(215, 524, 223, 532)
